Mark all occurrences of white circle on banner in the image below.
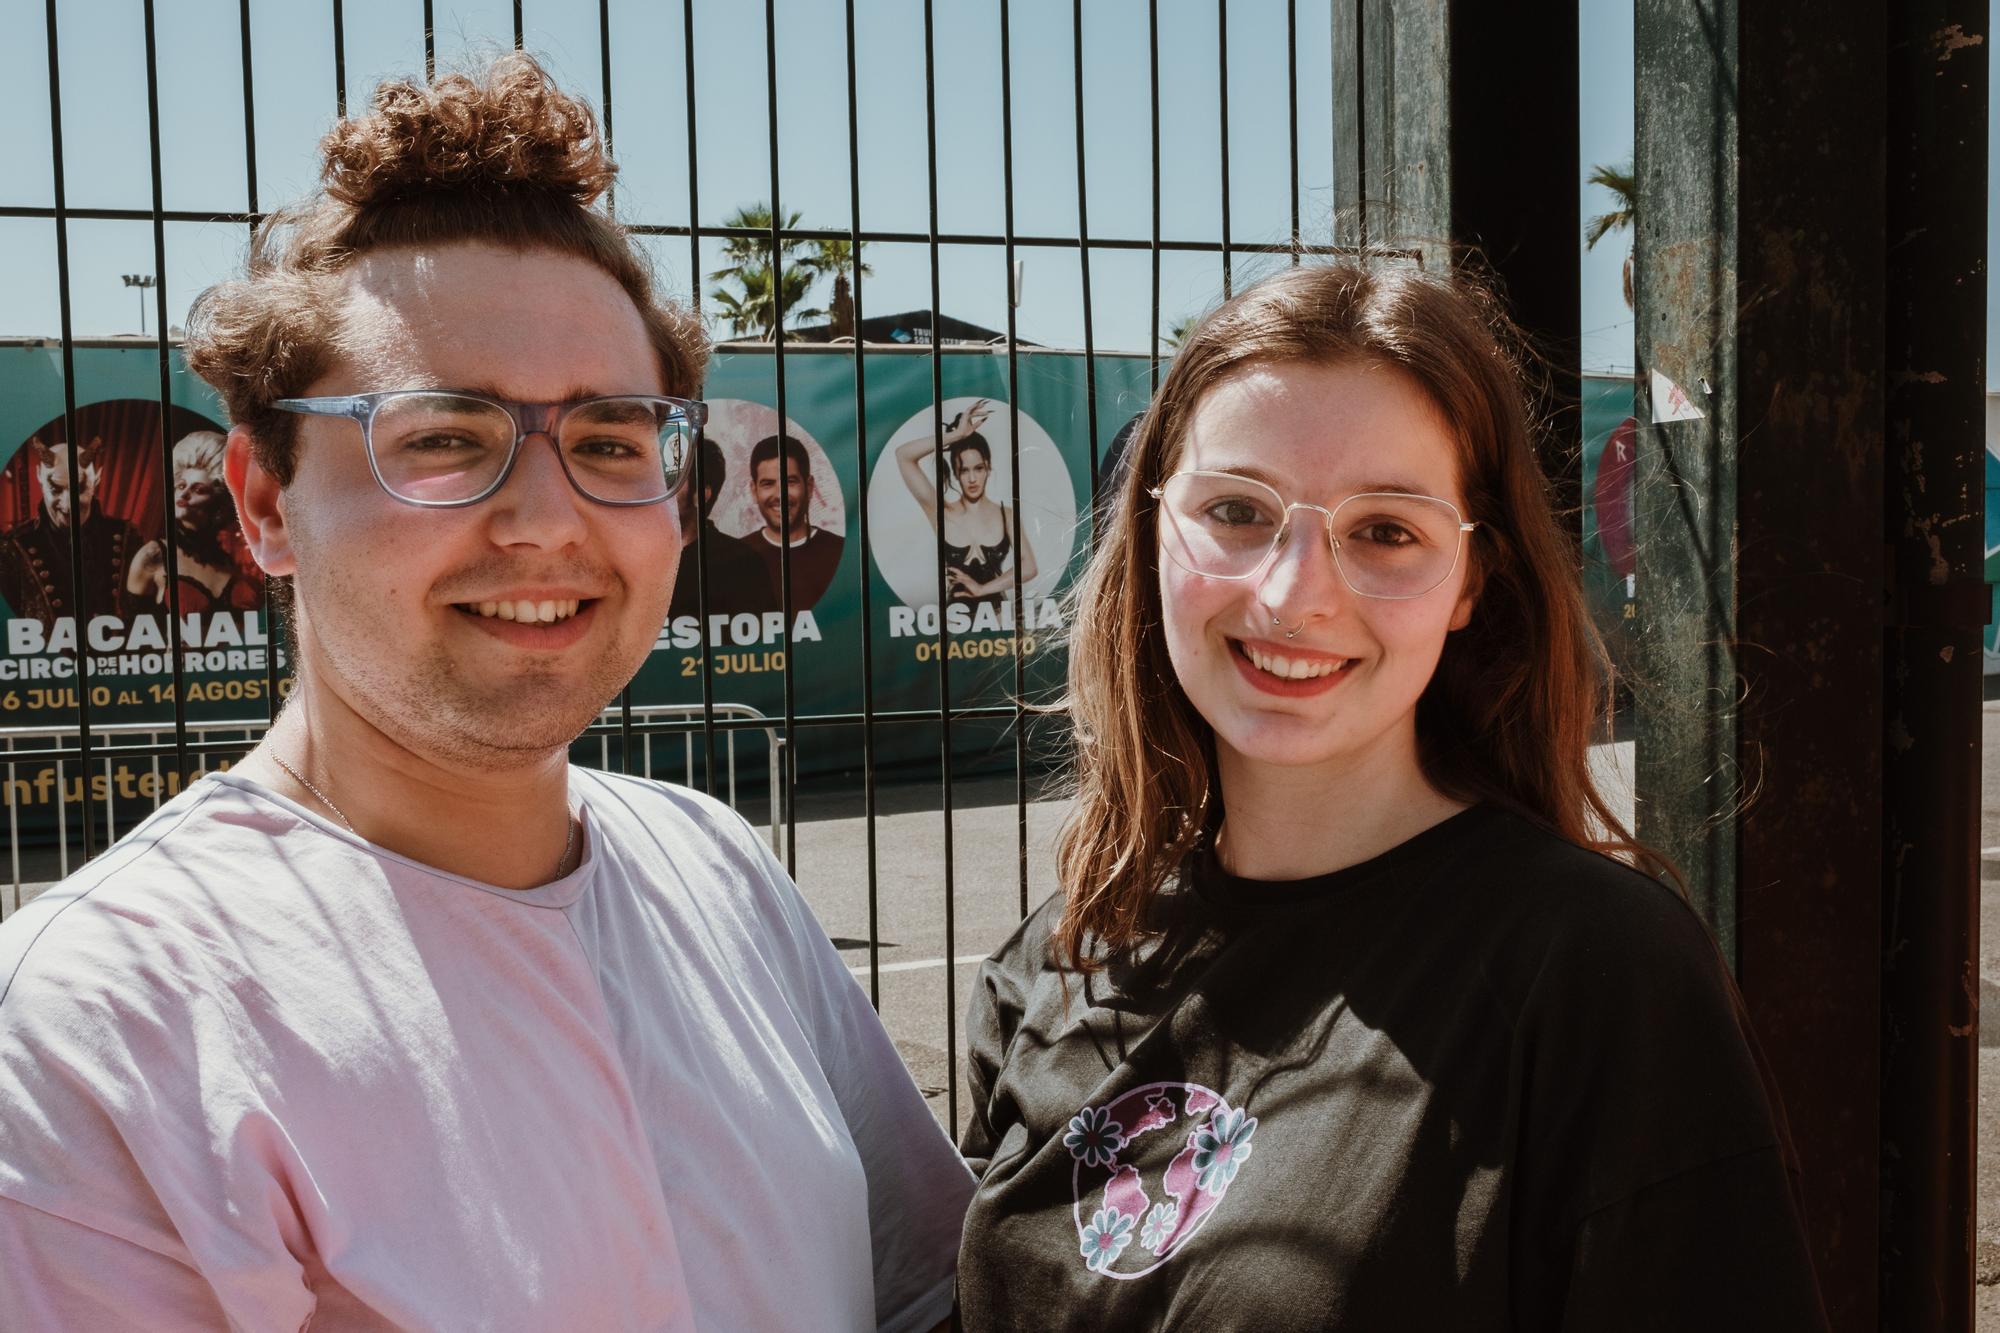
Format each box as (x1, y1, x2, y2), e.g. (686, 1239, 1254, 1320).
(866, 397, 1074, 612)
(700, 399, 846, 540)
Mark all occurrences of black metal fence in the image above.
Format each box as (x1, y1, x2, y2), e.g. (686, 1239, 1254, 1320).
(3, 0, 1360, 1135)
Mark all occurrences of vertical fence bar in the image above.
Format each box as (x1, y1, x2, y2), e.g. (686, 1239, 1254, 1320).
(681, 0, 720, 798)
(1287, 0, 1299, 262)
(332, 0, 347, 117)
(598, 0, 614, 212)
(1148, 0, 1161, 384)
(423, 0, 436, 81)
(921, 0, 960, 1132)
(998, 0, 1029, 920)
(141, 0, 194, 798)
(1217, 0, 1233, 297)
(42, 0, 96, 864)
(240, 0, 284, 729)
(55, 760, 68, 878)
(6, 743, 19, 911)
(763, 0, 799, 874)
(596, 2, 628, 780)
(1071, 0, 1100, 513)
(238, 0, 260, 216)
(842, 0, 883, 1007)
(512, 0, 523, 50)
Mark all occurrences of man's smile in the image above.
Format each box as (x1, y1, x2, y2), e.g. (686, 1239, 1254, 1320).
(455, 597, 589, 625)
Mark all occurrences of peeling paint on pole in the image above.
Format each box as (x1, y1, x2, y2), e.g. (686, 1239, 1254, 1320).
(1632, 1, 1741, 957)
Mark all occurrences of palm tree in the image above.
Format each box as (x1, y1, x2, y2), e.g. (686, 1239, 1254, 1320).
(1162, 314, 1199, 351)
(709, 205, 869, 340)
(709, 262, 821, 340)
(710, 204, 812, 339)
(1584, 159, 1637, 309)
(801, 238, 871, 340)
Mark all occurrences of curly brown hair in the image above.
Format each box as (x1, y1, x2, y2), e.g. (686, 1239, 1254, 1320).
(185, 51, 706, 485)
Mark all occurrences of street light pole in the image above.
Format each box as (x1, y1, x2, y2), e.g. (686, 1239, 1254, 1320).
(121, 273, 157, 336)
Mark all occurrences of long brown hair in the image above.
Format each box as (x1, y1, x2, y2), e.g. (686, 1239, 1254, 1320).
(1054, 259, 1666, 968)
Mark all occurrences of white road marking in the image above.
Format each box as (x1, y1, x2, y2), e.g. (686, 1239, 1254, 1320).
(847, 952, 991, 978)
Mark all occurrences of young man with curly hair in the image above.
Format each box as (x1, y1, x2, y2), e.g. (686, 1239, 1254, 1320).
(0, 54, 970, 1331)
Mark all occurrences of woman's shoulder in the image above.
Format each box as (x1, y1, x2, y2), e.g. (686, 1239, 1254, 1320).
(1454, 808, 1740, 1027)
(978, 890, 1067, 989)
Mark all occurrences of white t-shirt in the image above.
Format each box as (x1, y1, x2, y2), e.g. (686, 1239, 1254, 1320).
(0, 768, 973, 1331)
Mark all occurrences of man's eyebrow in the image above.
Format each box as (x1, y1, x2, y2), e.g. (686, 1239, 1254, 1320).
(451, 384, 612, 403)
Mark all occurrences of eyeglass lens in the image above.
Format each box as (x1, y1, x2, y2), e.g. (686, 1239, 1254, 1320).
(366, 393, 691, 505)
(1157, 471, 1465, 598)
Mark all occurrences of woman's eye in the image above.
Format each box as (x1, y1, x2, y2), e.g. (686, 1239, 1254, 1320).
(1354, 522, 1418, 546)
(1203, 499, 1269, 527)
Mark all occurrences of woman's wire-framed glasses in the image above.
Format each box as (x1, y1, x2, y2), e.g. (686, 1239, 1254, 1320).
(1150, 469, 1478, 600)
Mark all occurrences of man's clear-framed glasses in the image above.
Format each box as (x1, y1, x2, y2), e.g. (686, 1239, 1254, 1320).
(271, 390, 704, 508)
(1150, 469, 1478, 600)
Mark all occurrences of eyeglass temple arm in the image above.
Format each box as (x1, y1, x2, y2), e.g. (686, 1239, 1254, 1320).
(271, 396, 369, 420)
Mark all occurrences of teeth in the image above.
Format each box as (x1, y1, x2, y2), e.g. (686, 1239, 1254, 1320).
(1244, 643, 1348, 680)
(461, 599, 584, 625)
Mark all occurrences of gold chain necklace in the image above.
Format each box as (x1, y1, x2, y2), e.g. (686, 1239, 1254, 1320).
(269, 751, 577, 879)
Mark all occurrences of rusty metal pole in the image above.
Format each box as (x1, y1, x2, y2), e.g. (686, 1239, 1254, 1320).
(1635, 0, 1891, 1324)
(1631, 0, 1748, 958)
(1879, 3, 1985, 1325)
(1633, 1, 1986, 1326)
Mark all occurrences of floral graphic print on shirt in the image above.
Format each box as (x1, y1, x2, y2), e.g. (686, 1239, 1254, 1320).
(1063, 1083, 1258, 1280)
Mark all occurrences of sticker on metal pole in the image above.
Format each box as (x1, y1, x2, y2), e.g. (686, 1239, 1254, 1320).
(1649, 368, 1706, 423)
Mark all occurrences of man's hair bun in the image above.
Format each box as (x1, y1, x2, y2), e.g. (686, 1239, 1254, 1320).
(187, 48, 705, 494)
(320, 51, 615, 212)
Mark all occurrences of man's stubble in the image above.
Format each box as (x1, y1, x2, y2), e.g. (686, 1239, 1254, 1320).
(290, 542, 671, 772)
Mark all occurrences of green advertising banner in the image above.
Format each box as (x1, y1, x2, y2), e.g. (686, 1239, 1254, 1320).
(0, 341, 1646, 839)
(0, 342, 1156, 829)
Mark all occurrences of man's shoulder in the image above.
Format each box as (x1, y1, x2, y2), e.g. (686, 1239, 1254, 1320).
(572, 764, 748, 822)
(0, 781, 253, 1030)
(570, 769, 836, 984)
(572, 767, 775, 877)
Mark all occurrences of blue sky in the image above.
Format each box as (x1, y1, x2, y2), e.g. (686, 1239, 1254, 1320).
(0, 0, 1991, 385)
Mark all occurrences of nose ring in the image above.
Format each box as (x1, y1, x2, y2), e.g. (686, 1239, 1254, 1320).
(1272, 614, 1304, 641)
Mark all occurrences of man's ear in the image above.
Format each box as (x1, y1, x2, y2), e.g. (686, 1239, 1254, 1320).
(225, 426, 295, 577)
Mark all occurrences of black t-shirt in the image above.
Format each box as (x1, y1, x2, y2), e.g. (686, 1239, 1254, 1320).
(668, 522, 774, 619)
(748, 526, 843, 611)
(956, 804, 1827, 1331)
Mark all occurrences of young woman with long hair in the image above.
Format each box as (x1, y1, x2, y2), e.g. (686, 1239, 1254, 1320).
(954, 261, 1825, 1329)
(894, 398, 1038, 606)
